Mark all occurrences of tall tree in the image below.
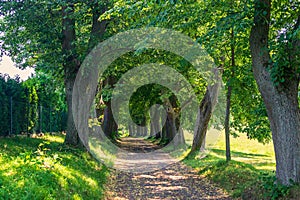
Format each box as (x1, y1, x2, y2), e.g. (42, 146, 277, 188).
(224, 28, 235, 162)
(250, 0, 300, 185)
(0, 1, 108, 146)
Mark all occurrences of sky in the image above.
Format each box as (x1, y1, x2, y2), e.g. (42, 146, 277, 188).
(0, 55, 35, 81)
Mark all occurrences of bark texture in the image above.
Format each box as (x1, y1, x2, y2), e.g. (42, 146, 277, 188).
(150, 106, 162, 139)
(161, 96, 185, 147)
(62, 4, 81, 146)
(190, 89, 213, 154)
(190, 68, 222, 155)
(102, 76, 118, 138)
(250, 0, 300, 185)
(63, 2, 108, 146)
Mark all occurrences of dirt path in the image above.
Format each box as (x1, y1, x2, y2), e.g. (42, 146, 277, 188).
(105, 137, 232, 200)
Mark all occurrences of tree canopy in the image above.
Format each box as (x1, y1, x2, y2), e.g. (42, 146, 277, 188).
(0, 0, 299, 186)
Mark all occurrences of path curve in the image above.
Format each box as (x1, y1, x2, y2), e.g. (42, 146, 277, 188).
(105, 137, 232, 200)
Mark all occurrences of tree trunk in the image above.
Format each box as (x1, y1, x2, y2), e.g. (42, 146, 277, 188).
(102, 100, 118, 138)
(250, 0, 300, 185)
(128, 122, 133, 136)
(225, 84, 232, 161)
(190, 90, 213, 154)
(62, 4, 81, 146)
(64, 69, 81, 146)
(190, 68, 222, 155)
(132, 123, 136, 137)
(63, 2, 107, 147)
(224, 27, 235, 162)
(200, 137, 205, 152)
(144, 126, 148, 137)
(174, 110, 185, 147)
(101, 75, 118, 138)
(165, 95, 186, 146)
(162, 97, 178, 145)
(132, 123, 137, 137)
(150, 122, 156, 137)
(151, 105, 162, 139)
(161, 122, 167, 143)
(165, 111, 176, 142)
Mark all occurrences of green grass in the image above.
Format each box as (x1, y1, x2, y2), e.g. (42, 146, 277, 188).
(183, 131, 300, 199)
(0, 134, 109, 200)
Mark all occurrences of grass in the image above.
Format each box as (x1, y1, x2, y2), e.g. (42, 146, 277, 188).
(183, 130, 300, 199)
(0, 134, 109, 200)
(4, 130, 298, 199)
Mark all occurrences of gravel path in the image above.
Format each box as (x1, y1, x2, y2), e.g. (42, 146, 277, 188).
(105, 138, 232, 200)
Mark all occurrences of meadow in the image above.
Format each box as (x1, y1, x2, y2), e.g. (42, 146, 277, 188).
(184, 129, 299, 199)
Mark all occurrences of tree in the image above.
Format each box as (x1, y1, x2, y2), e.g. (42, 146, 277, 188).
(0, 1, 108, 146)
(23, 72, 67, 134)
(0, 74, 9, 136)
(101, 76, 118, 138)
(156, 0, 270, 151)
(62, 1, 108, 146)
(250, 0, 300, 185)
(189, 67, 222, 155)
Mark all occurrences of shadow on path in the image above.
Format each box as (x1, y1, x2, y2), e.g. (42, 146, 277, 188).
(105, 137, 232, 200)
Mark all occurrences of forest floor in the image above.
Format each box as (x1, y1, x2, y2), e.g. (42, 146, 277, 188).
(104, 137, 232, 200)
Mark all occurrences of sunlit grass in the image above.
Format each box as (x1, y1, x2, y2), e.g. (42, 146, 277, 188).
(184, 129, 276, 170)
(183, 131, 292, 199)
(209, 133, 276, 171)
(43, 134, 65, 143)
(0, 134, 109, 200)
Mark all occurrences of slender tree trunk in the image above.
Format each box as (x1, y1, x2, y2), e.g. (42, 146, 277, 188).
(136, 123, 140, 137)
(190, 68, 222, 155)
(190, 90, 213, 154)
(102, 100, 118, 138)
(133, 124, 137, 137)
(225, 27, 235, 162)
(225, 85, 232, 161)
(154, 123, 161, 139)
(154, 109, 162, 139)
(161, 122, 167, 143)
(250, 0, 300, 185)
(150, 122, 155, 137)
(132, 123, 136, 137)
(150, 105, 161, 139)
(128, 122, 133, 136)
(162, 97, 178, 145)
(173, 106, 186, 147)
(144, 126, 148, 137)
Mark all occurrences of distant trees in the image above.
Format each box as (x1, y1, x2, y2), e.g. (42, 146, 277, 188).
(0, 74, 67, 136)
(0, 74, 26, 136)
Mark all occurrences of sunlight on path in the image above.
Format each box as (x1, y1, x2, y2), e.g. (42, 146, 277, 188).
(105, 138, 232, 200)
(113, 138, 177, 173)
